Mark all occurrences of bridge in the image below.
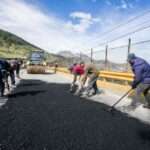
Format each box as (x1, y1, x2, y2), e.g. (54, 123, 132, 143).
(0, 68, 150, 150)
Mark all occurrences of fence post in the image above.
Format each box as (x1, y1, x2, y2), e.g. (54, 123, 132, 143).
(91, 48, 93, 63)
(126, 38, 131, 71)
(79, 51, 81, 62)
(105, 45, 108, 70)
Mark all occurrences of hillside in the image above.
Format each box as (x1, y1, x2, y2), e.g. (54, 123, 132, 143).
(0, 29, 41, 58)
(58, 51, 91, 62)
(0, 29, 78, 66)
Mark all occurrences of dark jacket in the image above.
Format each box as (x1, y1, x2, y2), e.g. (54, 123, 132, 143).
(130, 57, 150, 85)
(0, 60, 4, 79)
(0, 60, 5, 70)
(0, 60, 11, 77)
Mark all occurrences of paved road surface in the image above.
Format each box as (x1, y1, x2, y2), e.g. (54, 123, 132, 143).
(0, 75, 150, 150)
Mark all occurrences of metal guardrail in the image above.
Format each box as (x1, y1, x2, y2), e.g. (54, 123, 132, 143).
(100, 71, 134, 82)
(56, 67, 134, 83)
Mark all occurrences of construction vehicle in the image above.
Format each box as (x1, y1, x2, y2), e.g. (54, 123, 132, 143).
(27, 51, 47, 74)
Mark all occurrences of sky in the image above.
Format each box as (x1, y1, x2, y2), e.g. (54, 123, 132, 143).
(0, 0, 150, 63)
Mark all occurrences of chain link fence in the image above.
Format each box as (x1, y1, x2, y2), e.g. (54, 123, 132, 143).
(81, 39, 150, 72)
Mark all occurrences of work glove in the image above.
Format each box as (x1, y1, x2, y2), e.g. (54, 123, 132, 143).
(131, 81, 138, 89)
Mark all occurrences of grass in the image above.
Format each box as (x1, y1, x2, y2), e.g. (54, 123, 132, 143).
(0, 46, 33, 59)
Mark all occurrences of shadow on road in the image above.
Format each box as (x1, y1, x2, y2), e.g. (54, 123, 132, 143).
(18, 82, 43, 87)
(8, 90, 46, 98)
(27, 72, 55, 75)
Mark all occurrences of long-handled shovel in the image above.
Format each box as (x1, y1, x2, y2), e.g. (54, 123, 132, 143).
(108, 88, 133, 112)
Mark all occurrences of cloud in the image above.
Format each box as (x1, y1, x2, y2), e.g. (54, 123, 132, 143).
(72, 6, 150, 63)
(70, 12, 92, 20)
(120, 0, 128, 9)
(91, 0, 97, 2)
(105, 0, 112, 6)
(0, 0, 94, 53)
(0, 0, 149, 63)
(116, 0, 135, 9)
(105, 0, 135, 10)
(66, 11, 101, 33)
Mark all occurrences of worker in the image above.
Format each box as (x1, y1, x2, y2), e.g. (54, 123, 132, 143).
(3, 60, 11, 91)
(9, 59, 16, 86)
(0, 59, 5, 97)
(16, 58, 22, 79)
(128, 53, 150, 108)
(70, 62, 85, 92)
(54, 63, 58, 74)
(0, 59, 10, 97)
(75, 63, 99, 96)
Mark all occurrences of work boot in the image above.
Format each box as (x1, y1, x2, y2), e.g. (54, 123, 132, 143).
(74, 88, 83, 96)
(130, 99, 141, 107)
(70, 84, 77, 93)
(69, 87, 74, 93)
(120, 105, 137, 112)
(143, 104, 150, 109)
(87, 92, 96, 97)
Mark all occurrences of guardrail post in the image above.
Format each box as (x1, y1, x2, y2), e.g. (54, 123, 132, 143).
(91, 48, 93, 63)
(105, 45, 108, 70)
(126, 38, 131, 71)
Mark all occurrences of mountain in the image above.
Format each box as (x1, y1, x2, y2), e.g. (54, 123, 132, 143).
(58, 50, 126, 71)
(0, 29, 43, 58)
(58, 51, 91, 62)
(58, 51, 75, 58)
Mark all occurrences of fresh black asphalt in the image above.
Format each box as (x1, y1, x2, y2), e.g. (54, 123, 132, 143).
(0, 79, 150, 150)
